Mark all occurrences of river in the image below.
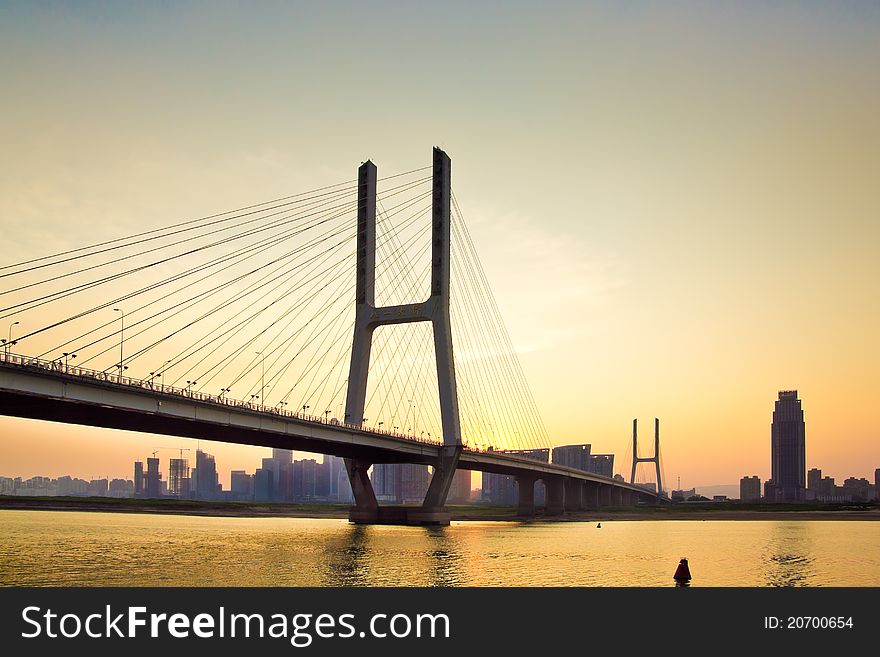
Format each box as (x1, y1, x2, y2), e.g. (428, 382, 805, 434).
(1, 510, 877, 586)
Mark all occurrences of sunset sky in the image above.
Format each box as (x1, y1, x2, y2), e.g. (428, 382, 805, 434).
(1, 2, 878, 490)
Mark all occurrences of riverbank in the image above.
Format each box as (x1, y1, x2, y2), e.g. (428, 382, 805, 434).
(2, 495, 878, 521)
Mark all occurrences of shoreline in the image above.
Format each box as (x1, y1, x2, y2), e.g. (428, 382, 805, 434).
(1, 496, 878, 522)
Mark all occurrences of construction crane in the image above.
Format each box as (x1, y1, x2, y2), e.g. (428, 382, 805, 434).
(150, 446, 192, 461)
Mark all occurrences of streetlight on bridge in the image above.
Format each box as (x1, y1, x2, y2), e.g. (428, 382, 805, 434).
(62, 352, 76, 371)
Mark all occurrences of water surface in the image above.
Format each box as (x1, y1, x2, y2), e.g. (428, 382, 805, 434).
(1, 510, 877, 586)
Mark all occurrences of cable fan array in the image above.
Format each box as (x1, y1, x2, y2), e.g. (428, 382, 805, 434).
(0, 168, 551, 453)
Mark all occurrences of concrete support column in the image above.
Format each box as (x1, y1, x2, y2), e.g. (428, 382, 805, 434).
(599, 483, 612, 507)
(545, 477, 565, 516)
(347, 458, 378, 523)
(516, 475, 537, 517)
(584, 481, 600, 508)
(422, 445, 462, 509)
(613, 487, 624, 506)
(564, 479, 583, 512)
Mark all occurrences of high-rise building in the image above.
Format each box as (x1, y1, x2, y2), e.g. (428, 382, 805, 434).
(769, 390, 806, 502)
(108, 478, 134, 497)
(481, 471, 517, 505)
(145, 457, 161, 498)
(336, 467, 353, 504)
(272, 448, 293, 464)
(842, 477, 871, 501)
(326, 455, 346, 500)
(399, 464, 430, 503)
(371, 463, 399, 503)
(876, 468, 880, 501)
(254, 468, 272, 501)
(191, 450, 219, 500)
(316, 458, 332, 499)
(552, 444, 592, 471)
(88, 478, 109, 497)
(168, 458, 190, 497)
(589, 454, 615, 478)
(133, 461, 144, 496)
(740, 475, 761, 502)
(447, 469, 472, 504)
(268, 449, 294, 501)
(230, 470, 254, 500)
(260, 457, 278, 500)
(294, 459, 318, 500)
(807, 468, 822, 492)
(369, 463, 430, 504)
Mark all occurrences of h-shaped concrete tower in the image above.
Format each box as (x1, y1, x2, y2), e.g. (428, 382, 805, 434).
(630, 417, 663, 496)
(344, 148, 463, 525)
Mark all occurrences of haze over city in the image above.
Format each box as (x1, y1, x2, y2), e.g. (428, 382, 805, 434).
(1, 2, 879, 490)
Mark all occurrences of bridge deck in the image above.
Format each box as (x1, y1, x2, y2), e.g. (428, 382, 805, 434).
(0, 354, 656, 498)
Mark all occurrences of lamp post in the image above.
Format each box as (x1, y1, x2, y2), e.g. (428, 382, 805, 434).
(6, 321, 19, 357)
(62, 352, 76, 371)
(220, 387, 231, 400)
(302, 404, 310, 415)
(112, 308, 124, 376)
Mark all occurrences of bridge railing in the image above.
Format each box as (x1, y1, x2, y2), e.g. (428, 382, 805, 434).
(0, 350, 456, 449)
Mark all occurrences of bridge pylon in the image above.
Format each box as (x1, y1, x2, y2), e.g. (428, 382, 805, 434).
(630, 417, 663, 496)
(344, 148, 462, 525)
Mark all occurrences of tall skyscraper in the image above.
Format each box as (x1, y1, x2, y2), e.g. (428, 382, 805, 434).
(769, 390, 806, 502)
(270, 449, 294, 501)
(145, 457, 161, 498)
(192, 449, 219, 500)
(133, 461, 144, 496)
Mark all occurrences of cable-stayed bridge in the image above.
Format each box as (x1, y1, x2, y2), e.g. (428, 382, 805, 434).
(0, 147, 659, 524)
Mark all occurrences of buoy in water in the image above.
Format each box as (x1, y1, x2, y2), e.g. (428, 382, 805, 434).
(673, 557, 692, 583)
(597, 522, 601, 528)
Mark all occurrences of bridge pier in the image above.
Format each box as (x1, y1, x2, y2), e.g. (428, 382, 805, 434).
(544, 477, 565, 516)
(564, 479, 583, 512)
(345, 458, 379, 524)
(583, 480, 601, 508)
(599, 483, 612, 507)
(516, 474, 537, 517)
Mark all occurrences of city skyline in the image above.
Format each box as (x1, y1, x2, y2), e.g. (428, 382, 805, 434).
(1, 2, 879, 487)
